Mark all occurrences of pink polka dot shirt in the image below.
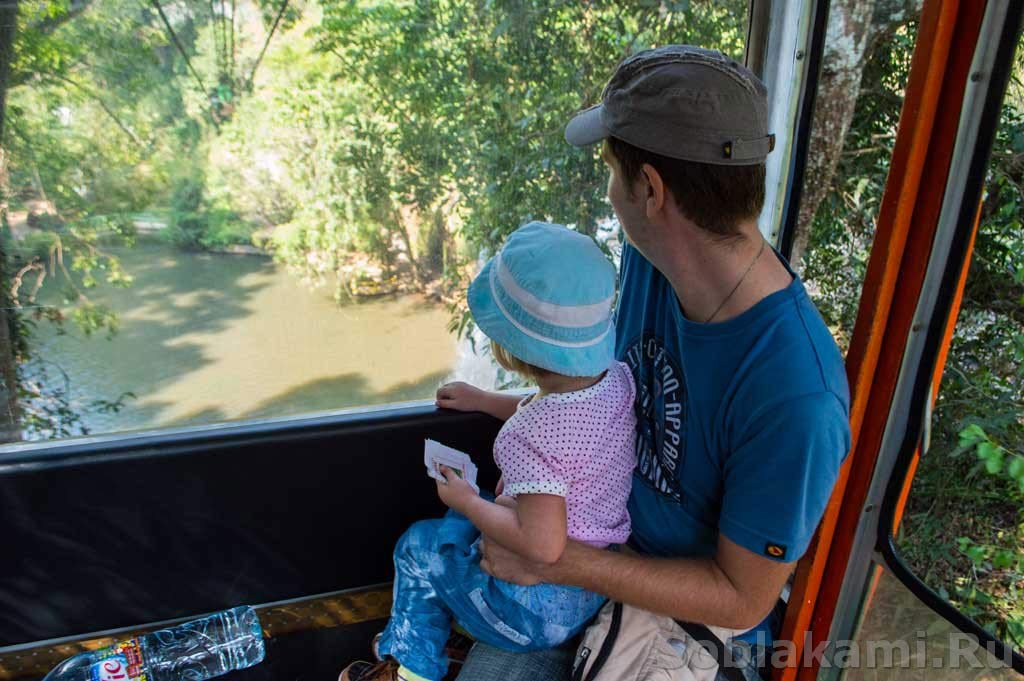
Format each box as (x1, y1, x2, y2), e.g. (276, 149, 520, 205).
(494, 361, 637, 547)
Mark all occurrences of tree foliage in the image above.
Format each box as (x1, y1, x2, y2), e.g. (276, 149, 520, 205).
(2, 0, 313, 438)
(299, 0, 745, 285)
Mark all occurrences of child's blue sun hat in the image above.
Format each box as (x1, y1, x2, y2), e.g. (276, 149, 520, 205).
(468, 221, 616, 377)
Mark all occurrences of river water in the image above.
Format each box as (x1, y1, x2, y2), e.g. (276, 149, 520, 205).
(33, 242, 464, 439)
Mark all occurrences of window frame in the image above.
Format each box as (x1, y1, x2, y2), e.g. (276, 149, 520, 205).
(751, 0, 831, 250)
(773, 0, 830, 259)
(822, 0, 1024, 674)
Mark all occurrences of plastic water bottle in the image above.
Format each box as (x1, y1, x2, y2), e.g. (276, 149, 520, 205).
(42, 606, 265, 681)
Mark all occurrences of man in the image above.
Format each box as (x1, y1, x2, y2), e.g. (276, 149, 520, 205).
(456, 45, 851, 681)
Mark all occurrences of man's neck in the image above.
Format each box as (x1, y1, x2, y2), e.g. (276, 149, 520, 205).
(645, 219, 793, 324)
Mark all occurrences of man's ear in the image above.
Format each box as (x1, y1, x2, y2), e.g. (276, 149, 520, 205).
(640, 163, 666, 217)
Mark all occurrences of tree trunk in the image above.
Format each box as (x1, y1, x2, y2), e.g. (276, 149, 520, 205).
(790, 0, 878, 272)
(790, 0, 924, 272)
(0, 0, 21, 443)
(0, 1, 15, 147)
(394, 204, 422, 286)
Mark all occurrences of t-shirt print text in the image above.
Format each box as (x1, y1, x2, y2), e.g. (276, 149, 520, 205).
(624, 335, 686, 503)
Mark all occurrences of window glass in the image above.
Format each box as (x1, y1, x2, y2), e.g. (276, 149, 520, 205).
(796, 1, 1022, 662)
(796, 10, 918, 348)
(0, 0, 746, 444)
(892, 46, 1024, 656)
(842, 567, 1022, 680)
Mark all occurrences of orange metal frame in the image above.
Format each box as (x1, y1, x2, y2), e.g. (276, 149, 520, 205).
(775, 1, 989, 678)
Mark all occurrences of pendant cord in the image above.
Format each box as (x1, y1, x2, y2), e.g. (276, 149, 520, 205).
(705, 238, 767, 324)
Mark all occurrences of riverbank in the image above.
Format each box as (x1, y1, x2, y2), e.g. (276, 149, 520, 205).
(7, 205, 452, 307)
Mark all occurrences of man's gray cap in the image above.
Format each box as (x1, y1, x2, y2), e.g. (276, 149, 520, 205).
(565, 45, 774, 165)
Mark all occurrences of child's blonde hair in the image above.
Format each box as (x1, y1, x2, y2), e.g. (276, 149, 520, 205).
(490, 340, 554, 383)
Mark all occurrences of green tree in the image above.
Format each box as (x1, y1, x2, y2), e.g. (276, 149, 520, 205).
(0, 0, 21, 441)
(1, 0, 178, 440)
(304, 0, 745, 291)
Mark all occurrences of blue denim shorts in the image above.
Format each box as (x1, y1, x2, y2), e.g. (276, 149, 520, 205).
(377, 509, 606, 680)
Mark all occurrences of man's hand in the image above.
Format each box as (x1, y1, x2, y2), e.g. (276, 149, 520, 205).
(478, 535, 548, 586)
(435, 465, 479, 513)
(435, 382, 487, 412)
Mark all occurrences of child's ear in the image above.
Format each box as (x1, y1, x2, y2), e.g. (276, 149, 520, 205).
(641, 163, 666, 217)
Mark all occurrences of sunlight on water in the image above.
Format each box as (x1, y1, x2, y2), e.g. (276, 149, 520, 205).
(34, 243, 457, 439)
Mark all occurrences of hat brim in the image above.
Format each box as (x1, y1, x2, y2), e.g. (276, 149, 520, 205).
(468, 256, 615, 378)
(565, 104, 610, 147)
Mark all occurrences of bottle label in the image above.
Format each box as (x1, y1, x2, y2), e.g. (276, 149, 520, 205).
(90, 639, 147, 681)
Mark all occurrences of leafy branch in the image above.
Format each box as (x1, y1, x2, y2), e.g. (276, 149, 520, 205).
(958, 423, 1024, 494)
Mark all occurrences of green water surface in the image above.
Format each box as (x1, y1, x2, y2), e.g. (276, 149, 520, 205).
(33, 243, 456, 438)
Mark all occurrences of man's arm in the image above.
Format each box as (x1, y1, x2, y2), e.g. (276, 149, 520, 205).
(479, 533, 793, 631)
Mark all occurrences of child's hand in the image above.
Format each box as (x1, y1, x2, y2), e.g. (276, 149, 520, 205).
(435, 382, 486, 412)
(436, 465, 479, 512)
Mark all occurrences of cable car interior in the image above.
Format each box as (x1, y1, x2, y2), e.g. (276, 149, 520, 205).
(1, 0, 1022, 679)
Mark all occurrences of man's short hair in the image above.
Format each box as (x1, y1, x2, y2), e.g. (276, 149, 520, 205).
(606, 137, 766, 238)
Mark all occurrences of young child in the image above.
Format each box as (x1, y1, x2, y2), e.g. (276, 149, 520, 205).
(340, 221, 636, 681)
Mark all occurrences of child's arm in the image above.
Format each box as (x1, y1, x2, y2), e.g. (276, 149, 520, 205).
(464, 493, 567, 564)
(435, 382, 523, 421)
(437, 466, 567, 564)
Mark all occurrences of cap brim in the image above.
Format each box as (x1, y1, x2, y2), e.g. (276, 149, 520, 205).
(565, 104, 610, 147)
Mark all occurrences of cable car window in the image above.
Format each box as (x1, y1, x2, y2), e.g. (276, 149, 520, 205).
(892, 51, 1024, 659)
(791, 2, 1022, 677)
(844, 568, 1021, 680)
(0, 1, 747, 446)
(794, 6, 919, 345)
(812, 1, 1024, 676)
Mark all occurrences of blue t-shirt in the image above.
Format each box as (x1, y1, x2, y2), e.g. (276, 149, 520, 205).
(616, 242, 851, 568)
